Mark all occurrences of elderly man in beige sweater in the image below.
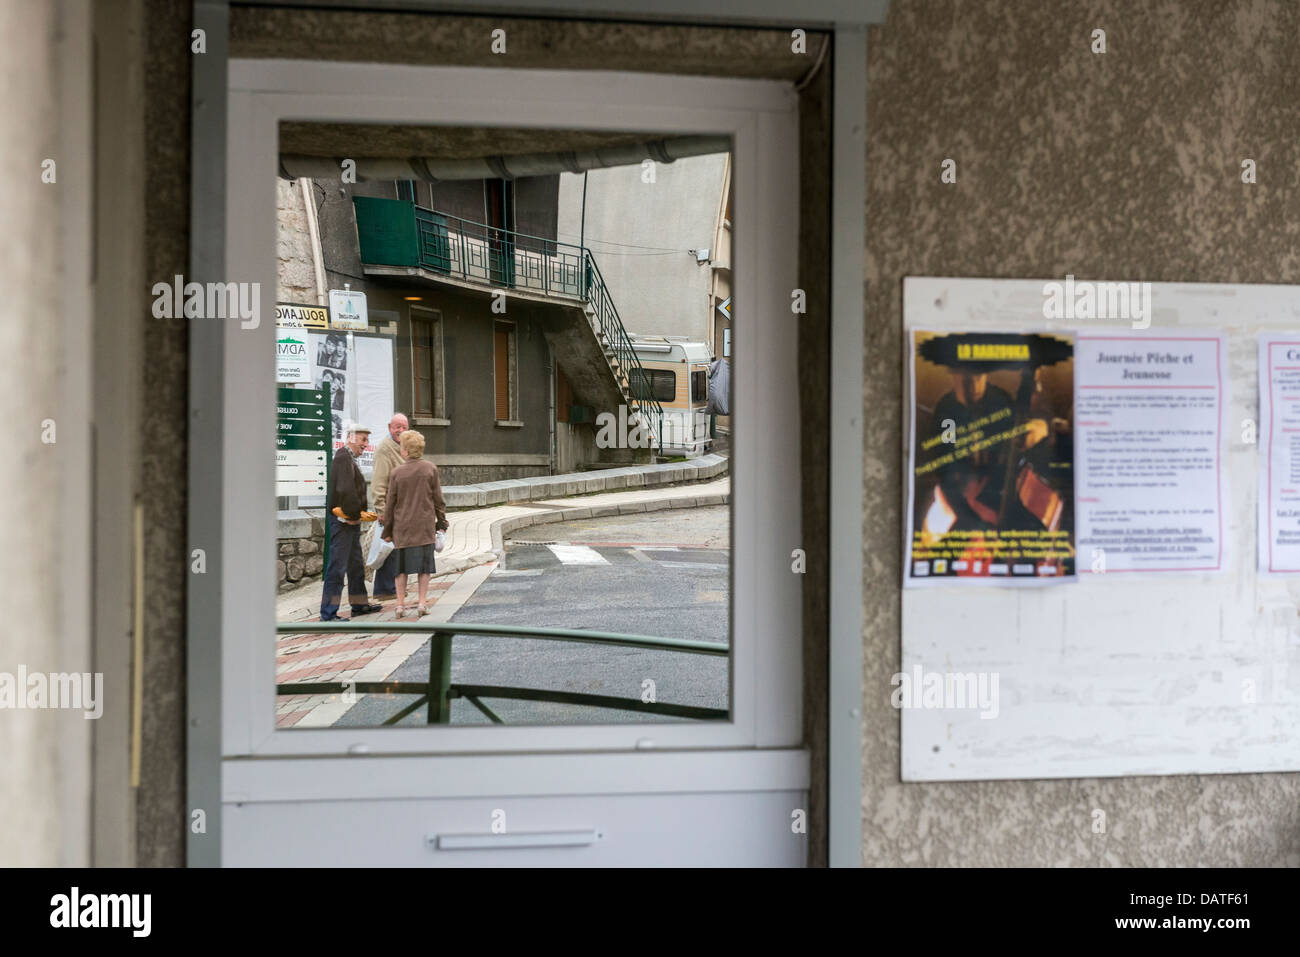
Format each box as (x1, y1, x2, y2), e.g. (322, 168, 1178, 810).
(369, 412, 408, 601)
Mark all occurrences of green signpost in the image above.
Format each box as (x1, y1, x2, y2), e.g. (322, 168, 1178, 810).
(276, 387, 330, 495)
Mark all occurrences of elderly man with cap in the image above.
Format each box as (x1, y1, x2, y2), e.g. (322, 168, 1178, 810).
(319, 421, 383, 621)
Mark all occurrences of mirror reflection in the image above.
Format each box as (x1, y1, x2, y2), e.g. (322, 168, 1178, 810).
(272, 123, 734, 728)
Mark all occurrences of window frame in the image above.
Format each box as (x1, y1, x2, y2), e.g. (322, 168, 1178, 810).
(408, 304, 445, 421)
(629, 367, 676, 404)
(219, 58, 802, 765)
(492, 318, 519, 425)
(690, 368, 709, 403)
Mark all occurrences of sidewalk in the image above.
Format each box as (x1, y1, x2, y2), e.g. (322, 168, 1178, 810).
(275, 473, 730, 728)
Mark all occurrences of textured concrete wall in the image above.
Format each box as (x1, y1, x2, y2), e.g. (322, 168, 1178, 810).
(137, 0, 190, 867)
(863, 0, 1300, 866)
(797, 53, 833, 871)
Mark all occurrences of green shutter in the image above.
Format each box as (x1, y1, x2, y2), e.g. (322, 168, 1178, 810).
(352, 196, 418, 267)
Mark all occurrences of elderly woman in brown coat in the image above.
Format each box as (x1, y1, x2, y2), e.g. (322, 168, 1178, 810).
(380, 430, 449, 618)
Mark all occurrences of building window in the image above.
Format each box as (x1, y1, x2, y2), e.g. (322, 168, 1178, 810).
(397, 180, 417, 202)
(629, 368, 676, 403)
(494, 320, 519, 423)
(410, 307, 445, 420)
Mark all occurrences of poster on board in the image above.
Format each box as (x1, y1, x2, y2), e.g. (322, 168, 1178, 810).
(906, 330, 1076, 585)
(308, 332, 394, 479)
(1074, 333, 1226, 575)
(310, 331, 350, 450)
(1258, 334, 1300, 575)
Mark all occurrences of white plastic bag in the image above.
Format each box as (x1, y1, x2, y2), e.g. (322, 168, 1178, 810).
(366, 523, 395, 570)
(434, 529, 446, 553)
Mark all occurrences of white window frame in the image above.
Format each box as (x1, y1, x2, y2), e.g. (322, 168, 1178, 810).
(222, 60, 801, 768)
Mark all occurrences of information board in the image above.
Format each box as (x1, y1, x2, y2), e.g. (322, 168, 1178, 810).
(901, 277, 1300, 782)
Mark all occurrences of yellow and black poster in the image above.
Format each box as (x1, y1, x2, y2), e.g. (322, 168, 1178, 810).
(906, 330, 1076, 584)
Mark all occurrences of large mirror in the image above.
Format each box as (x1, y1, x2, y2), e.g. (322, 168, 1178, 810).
(271, 122, 734, 728)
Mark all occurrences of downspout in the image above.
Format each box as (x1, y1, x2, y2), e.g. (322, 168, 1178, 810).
(579, 170, 588, 253)
(547, 340, 557, 474)
(300, 177, 327, 304)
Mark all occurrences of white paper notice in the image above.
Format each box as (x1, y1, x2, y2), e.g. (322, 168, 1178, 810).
(1258, 335, 1300, 575)
(1075, 334, 1225, 574)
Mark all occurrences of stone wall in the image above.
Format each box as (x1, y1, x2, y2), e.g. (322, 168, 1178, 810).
(276, 509, 326, 591)
(277, 177, 318, 304)
(276, 534, 324, 591)
(437, 464, 551, 487)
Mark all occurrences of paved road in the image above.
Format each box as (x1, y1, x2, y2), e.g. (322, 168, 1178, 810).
(338, 506, 730, 727)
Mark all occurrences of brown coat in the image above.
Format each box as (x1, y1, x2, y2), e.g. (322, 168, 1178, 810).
(370, 435, 404, 512)
(381, 458, 448, 548)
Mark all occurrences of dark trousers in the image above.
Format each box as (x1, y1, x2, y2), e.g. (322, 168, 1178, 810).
(372, 541, 399, 599)
(320, 515, 370, 619)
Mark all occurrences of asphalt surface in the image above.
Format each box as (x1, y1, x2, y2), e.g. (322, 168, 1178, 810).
(337, 506, 730, 727)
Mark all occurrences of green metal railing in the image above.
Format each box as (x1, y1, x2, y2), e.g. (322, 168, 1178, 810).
(276, 620, 728, 725)
(356, 196, 664, 452)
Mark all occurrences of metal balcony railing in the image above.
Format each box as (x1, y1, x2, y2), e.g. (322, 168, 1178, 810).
(276, 619, 728, 724)
(356, 196, 664, 452)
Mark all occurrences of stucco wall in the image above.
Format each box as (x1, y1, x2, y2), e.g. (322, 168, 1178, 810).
(556, 154, 728, 341)
(862, 0, 1300, 866)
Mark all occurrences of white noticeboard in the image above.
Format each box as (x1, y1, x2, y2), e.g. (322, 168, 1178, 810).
(901, 277, 1300, 782)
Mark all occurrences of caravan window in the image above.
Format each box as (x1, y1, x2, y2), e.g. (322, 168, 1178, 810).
(630, 367, 676, 403)
(691, 369, 708, 403)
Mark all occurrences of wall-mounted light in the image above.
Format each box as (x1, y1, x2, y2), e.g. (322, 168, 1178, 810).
(403, 296, 422, 301)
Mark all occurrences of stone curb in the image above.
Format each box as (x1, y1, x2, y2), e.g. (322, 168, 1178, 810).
(442, 453, 729, 508)
(488, 491, 732, 559)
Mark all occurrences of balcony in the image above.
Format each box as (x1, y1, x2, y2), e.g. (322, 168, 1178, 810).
(353, 196, 665, 454)
(354, 196, 589, 300)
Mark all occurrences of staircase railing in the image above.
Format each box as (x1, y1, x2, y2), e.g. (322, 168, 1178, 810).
(581, 251, 664, 454)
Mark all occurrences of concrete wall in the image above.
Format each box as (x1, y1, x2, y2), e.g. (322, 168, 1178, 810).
(557, 154, 728, 341)
(862, 0, 1300, 867)
(368, 285, 554, 461)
